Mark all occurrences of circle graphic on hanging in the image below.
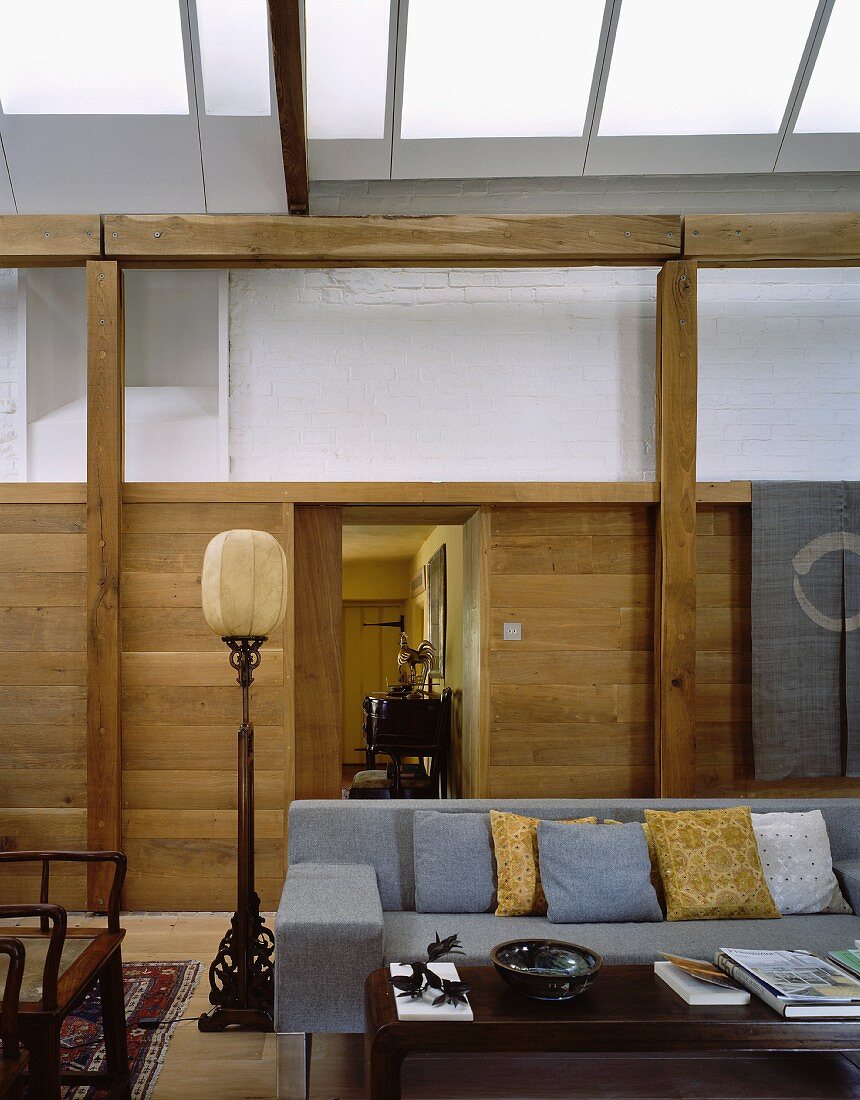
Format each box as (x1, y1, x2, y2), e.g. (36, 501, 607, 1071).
(792, 532, 860, 633)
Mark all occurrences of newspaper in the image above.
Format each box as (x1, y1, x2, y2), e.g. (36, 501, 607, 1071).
(718, 949, 860, 1003)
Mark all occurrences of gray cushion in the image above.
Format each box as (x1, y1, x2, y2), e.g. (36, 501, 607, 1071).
(413, 810, 495, 914)
(383, 911, 860, 969)
(834, 861, 860, 914)
(538, 821, 662, 924)
(288, 798, 860, 912)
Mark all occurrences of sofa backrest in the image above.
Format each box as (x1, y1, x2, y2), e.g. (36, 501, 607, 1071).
(287, 798, 860, 912)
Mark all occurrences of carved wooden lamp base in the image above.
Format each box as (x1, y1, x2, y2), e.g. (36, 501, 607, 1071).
(198, 890, 276, 1032)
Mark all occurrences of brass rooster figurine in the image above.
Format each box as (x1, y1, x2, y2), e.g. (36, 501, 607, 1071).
(397, 633, 437, 696)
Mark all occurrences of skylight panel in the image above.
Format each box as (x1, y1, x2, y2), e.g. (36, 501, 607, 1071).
(400, 0, 606, 140)
(0, 0, 189, 114)
(306, 0, 392, 140)
(794, 0, 860, 133)
(598, 0, 818, 136)
(196, 0, 272, 116)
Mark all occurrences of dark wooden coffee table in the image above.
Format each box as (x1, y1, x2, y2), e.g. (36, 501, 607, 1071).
(363, 964, 860, 1100)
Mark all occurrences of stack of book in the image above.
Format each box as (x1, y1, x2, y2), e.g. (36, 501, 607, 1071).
(714, 948, 860, 1018)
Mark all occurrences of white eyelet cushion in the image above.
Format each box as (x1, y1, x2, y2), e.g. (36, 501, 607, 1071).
(751, 810, 852, 915)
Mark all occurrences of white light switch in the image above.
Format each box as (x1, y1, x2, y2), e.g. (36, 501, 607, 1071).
(503, 622, 522, 640)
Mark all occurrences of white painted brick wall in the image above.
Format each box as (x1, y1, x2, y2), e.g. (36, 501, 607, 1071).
(228, 264, 860, 483)
(228, 266, 658, 481)
(698, 269, 860, 481)
(0, 178, 858, 483)
(0, 271, 19, 481)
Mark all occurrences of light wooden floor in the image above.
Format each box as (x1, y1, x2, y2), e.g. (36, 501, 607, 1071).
(7, 913, 860, 1099)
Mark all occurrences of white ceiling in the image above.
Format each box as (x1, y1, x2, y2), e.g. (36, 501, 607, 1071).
(0, 0, 287, 214)
(0, 0, 857, 216)
(308, 0, 860, 181)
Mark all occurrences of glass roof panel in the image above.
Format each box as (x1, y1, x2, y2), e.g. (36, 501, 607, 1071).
(400, 0, 607, 140)
(196, 0, 272, 116)
(306, 0, 392, 140)
(0, 0, 189, 114)
(794, 0, 860, 133)
(599, 0, 818, 136)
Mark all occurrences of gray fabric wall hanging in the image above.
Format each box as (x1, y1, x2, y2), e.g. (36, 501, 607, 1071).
(751, 482, 856, 780)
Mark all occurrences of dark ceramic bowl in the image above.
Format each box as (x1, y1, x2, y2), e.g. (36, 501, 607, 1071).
(490, 939, 602, 1001)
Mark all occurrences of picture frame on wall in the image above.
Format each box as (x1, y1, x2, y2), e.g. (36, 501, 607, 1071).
(410, 566, 427, 599)
(426, 545, 447, 678)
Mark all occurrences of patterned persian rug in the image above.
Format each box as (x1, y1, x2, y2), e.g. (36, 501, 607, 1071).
(57, 960, 203, 1100)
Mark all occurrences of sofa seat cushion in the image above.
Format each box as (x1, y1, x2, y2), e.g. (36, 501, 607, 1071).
(382, 911, 860, 968)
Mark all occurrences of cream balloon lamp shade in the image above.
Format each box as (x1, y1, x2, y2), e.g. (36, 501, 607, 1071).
(201, 529, 287, 639)
(197, 528, 287, 1033)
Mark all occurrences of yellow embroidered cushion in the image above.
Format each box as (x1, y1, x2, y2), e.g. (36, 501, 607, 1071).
(644, 806, 781, 922)
(490, 810, 598, 917)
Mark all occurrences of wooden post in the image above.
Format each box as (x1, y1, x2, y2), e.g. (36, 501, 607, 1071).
(281, 503, 296, 860)
(86, 261, 124, 908)
(654, 261, 697, 797)
(293, 506, 342, 798)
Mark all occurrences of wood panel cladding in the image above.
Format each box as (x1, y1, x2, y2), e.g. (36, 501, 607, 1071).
(0, 503, 88, 909)
(695, 504, 860, 798)
(486, 504, 655, 799)
(120, 501, 289, 910)
(293, 506, 342, 800)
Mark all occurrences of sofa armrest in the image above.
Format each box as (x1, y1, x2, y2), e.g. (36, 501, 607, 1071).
(833, 861, 860, 914)
(275, 863, 384, 1034)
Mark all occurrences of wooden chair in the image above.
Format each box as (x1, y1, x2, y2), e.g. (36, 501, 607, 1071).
(0, 851, 130, 1100)
(0, 938, 27, 1100)
(350, 688, 452, 799)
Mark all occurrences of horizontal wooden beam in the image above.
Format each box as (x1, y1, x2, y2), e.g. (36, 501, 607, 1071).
(4, 212, 860, 267)
(103, 214, 682, 266)
(684, 213, 860, 263)
(121, 482, 661, 505)
(0, 482, 752, 507)
(696, 481, 752, 504)
(342, 505, 479, 525)
(0, 484, 87, 503)
(0, 215, 101, 264)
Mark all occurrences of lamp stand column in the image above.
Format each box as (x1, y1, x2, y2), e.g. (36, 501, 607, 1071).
(199, 637, 276, 1033)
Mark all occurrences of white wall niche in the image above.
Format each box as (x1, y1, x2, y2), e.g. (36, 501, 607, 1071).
(123, 269, 228, 482)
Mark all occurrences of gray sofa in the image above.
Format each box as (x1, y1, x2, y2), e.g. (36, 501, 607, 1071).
(275, 797, 860, 1038)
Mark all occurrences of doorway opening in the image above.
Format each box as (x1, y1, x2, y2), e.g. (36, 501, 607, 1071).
(340, 506, 476, 795)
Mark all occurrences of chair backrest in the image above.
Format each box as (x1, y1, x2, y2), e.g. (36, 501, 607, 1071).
(0, 938, 24, 1059)
(425, 688, 452, 787)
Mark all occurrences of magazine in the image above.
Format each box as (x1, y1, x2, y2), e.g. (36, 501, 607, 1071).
(828, 949, 860, 979)
(717, 949, 860, 1003)
(660, 954, 742, 990)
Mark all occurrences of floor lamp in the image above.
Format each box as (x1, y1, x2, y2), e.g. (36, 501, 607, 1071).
(198, 528, 288, 1033)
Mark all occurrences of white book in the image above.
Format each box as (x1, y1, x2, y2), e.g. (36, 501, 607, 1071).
(389, 963, 474, 1022)
(654, 961, 750, 1006)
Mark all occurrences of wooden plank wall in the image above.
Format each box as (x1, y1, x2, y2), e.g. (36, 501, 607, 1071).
(120, 501, 290, 910)
(695, 503, 860, 799)
(293, 505, 343, 801)
(486, 504, 655, 799)
(0, 499, 88, 906)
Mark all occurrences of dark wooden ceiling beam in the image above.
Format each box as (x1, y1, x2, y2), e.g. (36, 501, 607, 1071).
(268, 0, 309, 216)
